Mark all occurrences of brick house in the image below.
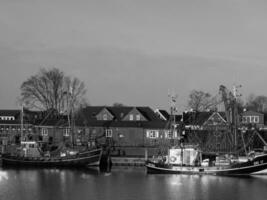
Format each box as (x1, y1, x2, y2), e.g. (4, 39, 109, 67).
(76, 106, 170, 156)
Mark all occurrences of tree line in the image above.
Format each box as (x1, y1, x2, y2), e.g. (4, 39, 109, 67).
(187, 89, 267, 113)
(19, 67, 267, 114)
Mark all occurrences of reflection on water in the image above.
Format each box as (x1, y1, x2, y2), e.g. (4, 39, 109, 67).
(0, 171, 8, 181)
(0, 167, 267, 200)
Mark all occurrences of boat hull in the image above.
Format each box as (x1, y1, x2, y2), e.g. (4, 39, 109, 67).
(1, 148, 102, 168)
(146, 154, 267, 176)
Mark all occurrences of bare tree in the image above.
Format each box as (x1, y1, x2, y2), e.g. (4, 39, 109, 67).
(20, 68, 87, 114)
(246, 94, 267, 112)
(187, 90, 214, 112)
(64, 76, 87, 112)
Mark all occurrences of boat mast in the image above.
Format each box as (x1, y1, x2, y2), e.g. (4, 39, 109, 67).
(65, 86, 75, 148)
(168, 91, 178, 144)
(20, 104, 24, 142)
(232, 84, 241, 153)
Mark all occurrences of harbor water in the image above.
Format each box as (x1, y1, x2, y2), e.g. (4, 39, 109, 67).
(0, 167, 267, 200)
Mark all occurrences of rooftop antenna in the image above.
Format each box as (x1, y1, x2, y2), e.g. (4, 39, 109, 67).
(232, 84, 242, 152)
(233, 84, 242, 100)
(168, 90, 178, 140)
(168, 90, 178, 117)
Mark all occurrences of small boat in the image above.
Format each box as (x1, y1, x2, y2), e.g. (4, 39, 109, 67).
(146, 145, 267, 175)
(1, 141, 102, 168)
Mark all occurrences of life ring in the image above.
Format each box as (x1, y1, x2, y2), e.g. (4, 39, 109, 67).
(170, 156, 177, 162)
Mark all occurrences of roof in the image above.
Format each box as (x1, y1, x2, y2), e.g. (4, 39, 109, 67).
(242, 110, 264, 116)
(154, 109, 170, 120)
(182, 111, 227, 125)
(75, 106, 163, 128)
(77, 106, 161, 122)
(82, 120, 168, 129)
(0, 109, 21, 117)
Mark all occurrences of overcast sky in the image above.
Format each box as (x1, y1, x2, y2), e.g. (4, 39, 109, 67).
(1, 0, 267, 112)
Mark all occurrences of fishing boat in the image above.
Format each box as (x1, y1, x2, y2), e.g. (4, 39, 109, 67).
(1, 105, 102, 168)
(1, 141, 102, 167)
(146, 145, 267, 175)
(146, 86, 267, 176)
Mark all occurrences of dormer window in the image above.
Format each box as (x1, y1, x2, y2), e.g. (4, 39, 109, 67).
(129, 114, 134, 121)
(103, 113, 108, 120)
(136, 114, 141, 121)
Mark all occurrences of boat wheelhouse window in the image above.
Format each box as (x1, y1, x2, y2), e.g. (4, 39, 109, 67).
(105, 129, 112, 137)
(146, 130, 159, 138)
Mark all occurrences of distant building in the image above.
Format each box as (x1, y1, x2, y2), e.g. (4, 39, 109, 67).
(241, 110, 264, 129)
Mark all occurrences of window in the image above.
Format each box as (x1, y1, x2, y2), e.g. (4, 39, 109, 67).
(255, 116, 259, 123)
(136, 114, 141, 121)
(64, 128, 70, 137)
(164, 130, 172, 139)
(103, 113, 108, 120)
(243, 115, 260, 124)
(129, 114, 134, 121)
(146, 130, 159, 138)
(41, 128, 48, 136)
(0, 116, 15, 120)
(105, 129, 112, 137)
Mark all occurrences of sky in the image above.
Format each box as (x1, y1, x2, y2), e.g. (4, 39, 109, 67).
(1, 0, 267, 112)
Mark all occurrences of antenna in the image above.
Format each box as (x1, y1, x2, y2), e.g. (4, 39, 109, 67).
(233, 84, 242, 99)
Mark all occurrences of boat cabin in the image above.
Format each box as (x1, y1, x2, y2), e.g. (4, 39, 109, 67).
(168, 146, 199, 166)
(20, 141, 41, 157)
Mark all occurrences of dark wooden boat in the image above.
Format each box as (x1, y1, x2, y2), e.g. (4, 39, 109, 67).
(1, 141, 102, 168)
(2, 148, 102, 167)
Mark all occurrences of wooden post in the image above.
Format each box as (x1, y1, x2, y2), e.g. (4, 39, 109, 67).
(145, 148, 148, 161)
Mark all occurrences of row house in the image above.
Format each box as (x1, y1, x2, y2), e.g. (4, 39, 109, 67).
(0, 110, 34, 145)
(1, 106, 171, 156)
(0, 109, 71, 152)
(75, 106, 171, 156)
(76, 106, 169, 144)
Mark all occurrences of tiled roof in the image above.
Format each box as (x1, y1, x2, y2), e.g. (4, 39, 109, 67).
(182, 111, 227, 125)
(77, 106, 161, 122)
(81, 120, 167, 129)
(158, 109, 170, 120)
(182, 111, 213, 125)
(0, 109, 21, 117)
(75, 106, 164, 128)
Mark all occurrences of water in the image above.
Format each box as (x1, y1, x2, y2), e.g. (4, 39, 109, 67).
(0, 167, 267, 200)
